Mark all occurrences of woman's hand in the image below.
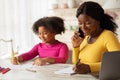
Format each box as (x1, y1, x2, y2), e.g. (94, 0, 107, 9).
(71, 31, 84, 48)
(73, 63, 91, 74)
(33, 58, 48, 66)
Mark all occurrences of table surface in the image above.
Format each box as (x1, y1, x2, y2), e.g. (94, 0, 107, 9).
(0, 59, 99, 80)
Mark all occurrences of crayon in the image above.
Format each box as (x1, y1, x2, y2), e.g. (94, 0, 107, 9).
(26, 68, 37, 73)
(11, 51, 20, 64)
(1, 68, 11, 74)
(0, 68, 4, 73)
(76, 59, 80, 65)
(71, 59, 80, 76)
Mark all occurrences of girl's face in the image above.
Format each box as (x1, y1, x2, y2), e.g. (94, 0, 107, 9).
(38, 26, 56, 44)
(77, 14, 100, 36)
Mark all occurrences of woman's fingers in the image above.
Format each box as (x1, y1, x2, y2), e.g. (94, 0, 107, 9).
(73, 64, 91, 74)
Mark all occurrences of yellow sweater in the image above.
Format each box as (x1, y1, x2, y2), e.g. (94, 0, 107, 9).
(72, 30, 120, 72)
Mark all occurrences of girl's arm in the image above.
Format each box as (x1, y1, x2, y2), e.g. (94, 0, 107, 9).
(52, 44, 69, 63)
(19, 44, 39, 62)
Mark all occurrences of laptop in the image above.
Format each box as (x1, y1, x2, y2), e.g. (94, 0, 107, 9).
(99, 51, 120, 80)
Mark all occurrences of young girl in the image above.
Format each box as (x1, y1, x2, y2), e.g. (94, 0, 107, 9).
(11, 16, 69, 66)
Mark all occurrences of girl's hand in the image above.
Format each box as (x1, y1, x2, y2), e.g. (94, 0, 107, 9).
(33, 58, 47, 66)
(73, 63, 91, 74)
(71, 31, 84, 48)
(11, 57, 19, 65)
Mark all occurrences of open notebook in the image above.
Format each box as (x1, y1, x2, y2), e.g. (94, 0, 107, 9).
(54, 66, 75, 75)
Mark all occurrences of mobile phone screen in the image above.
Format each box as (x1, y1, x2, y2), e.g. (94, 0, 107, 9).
(78, 28, 84, 38)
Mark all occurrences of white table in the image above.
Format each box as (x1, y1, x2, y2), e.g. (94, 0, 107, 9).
(0, 59, 98, 80)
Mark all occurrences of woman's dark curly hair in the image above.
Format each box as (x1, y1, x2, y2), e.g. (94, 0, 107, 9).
(32, 16, 65, 34)
(76, 1, 118, 33)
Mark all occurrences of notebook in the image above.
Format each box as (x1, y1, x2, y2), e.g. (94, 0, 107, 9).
(99, 51, 120, 80)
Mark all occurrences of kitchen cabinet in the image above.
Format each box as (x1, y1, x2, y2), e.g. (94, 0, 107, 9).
(50, 8, 77, 17)
(49, 8, 78, 30)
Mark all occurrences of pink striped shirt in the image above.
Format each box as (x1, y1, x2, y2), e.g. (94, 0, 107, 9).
(20, 41, 69, 63)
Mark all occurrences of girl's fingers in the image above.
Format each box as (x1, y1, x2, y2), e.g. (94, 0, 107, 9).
(11, 57, 18, 65)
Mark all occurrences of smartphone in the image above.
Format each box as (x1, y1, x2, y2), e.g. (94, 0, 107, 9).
(78, 28, 84, 38)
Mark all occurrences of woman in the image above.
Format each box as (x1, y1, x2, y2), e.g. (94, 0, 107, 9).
(71, 1, 120, 74)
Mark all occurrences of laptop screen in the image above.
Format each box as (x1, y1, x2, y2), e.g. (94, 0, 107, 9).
(99, 51, 120, 80)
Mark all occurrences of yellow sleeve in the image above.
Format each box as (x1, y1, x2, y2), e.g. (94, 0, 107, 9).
(105, 32, 120, 51)
(72, 47, 80, 64)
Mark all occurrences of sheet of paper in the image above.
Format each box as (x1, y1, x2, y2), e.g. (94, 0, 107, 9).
(10, 62, 33, 69)
(0, 60, 35, 70)
(54, 66, 75, 75)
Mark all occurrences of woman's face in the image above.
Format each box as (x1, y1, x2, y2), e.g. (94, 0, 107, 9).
(38, 26, 55, 43)
(77, 14, 100, 36)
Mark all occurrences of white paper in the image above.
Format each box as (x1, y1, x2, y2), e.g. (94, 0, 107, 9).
(54, 66, 75, 75)
(10, 61, 34, 69)
(0, 60, 35, 70)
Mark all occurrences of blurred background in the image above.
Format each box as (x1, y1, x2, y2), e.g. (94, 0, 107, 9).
(0, 0, 120, 60)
